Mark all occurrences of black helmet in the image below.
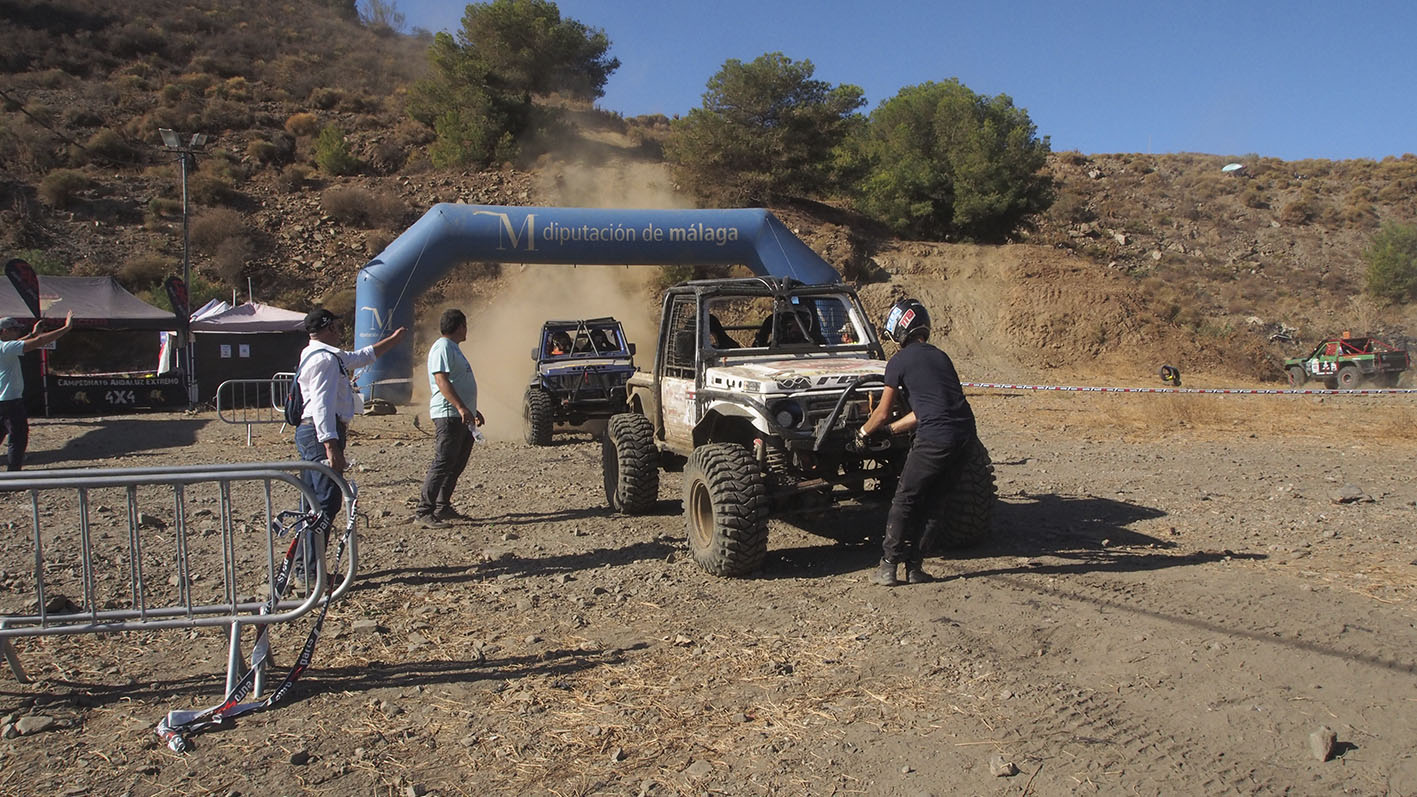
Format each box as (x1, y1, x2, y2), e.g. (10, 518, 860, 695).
(883, 298, 930, 344)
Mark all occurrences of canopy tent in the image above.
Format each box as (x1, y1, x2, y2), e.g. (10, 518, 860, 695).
(355, 205, 842, 402)
(0, 276, 185, 415)
(191, 301, 305, 332)
(185, 302, 308, 402)
(0, 275, 177, 328)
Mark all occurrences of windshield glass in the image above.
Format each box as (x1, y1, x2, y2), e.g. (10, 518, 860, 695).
(541, 322, 626, 357)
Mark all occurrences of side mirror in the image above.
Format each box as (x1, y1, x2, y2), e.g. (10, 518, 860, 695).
(531, 347, 539, 360)
(627, 342, 636, 356)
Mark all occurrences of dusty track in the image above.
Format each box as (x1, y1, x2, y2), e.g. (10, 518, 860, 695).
(1, 388, 1415, 795)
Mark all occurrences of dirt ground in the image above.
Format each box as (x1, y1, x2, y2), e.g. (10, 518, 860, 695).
(1, 385, 1415, 796)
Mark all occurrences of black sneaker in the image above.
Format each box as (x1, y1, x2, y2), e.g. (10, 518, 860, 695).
(904, 561, 934, 584)
(417, 514, 446, 529)
(870, 560, 899, 587)
(433, 507, 474, 523)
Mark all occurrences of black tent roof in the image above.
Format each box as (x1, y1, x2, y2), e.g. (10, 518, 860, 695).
(0, 275, 176, 330)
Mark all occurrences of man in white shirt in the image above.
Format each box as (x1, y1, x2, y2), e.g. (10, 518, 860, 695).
(295, 308, 405, 520)
(417, 308, 483, 528)
(0, 312, 74, 470)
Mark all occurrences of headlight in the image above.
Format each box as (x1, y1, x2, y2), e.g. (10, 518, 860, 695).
(770, 399, 804, 428)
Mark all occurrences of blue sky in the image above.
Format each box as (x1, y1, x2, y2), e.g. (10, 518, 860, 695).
(395, 0, 1416, 162)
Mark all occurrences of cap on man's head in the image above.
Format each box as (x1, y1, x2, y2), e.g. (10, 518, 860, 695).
(0, 317, 29, 332)
(303, 308, 339, 334)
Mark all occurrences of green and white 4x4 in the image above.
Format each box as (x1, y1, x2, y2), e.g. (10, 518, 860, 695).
(601, 277, 996, 577)
(1284, 335, 1409, 389)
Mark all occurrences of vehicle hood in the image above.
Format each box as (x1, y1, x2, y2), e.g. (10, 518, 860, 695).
(704, 357, 886, 394)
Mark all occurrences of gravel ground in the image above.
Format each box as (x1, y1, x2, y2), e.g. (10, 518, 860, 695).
(0, 389, 1414, 796)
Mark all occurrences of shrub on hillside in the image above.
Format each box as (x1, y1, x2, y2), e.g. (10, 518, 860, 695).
(211, 236, 252, 284)
(1364, 221, 1417, 303)
(285, 113, 321, 137)
(10, 249, 68, 276)
(201, 99, 252, 132)
(210, 77, 251, 101)
(321, 186, 405, 228)
(310, 87, 343, 110)
(276, 165, 311, 193)
(188, 174, 238, 205)
(38, 169, 91, 208)
(246, 139, 279, 165)
(1278, 196, 1315, 226)
(147, 197, 181, 220)
(79, 129, 134, 163)
(190, 208, 247, 254)
(118, 254, 171, 288)
(315, 126, 362, 175)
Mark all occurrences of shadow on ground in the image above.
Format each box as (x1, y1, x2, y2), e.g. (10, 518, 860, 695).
(762, 491, 1264, 580)
(29, 417, 209, 467)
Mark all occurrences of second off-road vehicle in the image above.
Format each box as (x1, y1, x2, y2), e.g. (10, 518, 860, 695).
(1284, 334, 1409, 388)
(601, 277, 996, 577)
(523, 318, 637, 445)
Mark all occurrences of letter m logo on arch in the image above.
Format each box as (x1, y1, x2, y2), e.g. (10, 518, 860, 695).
(474, 210, 537, 252)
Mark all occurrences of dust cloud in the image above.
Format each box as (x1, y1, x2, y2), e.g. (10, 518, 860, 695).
(409, 154, 690, 441)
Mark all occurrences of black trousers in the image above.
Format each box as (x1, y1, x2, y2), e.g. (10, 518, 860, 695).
(882, 435, 971, 564)
(0, 398, 29, 471)
(417, 417, 474, 517)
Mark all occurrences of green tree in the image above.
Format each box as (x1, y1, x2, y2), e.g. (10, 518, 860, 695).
(315, 125, 362, 175)
(664, 53, 865, 205)
(407, 0, 618, 167)
(852, 79, 1052, 242)
(1364, 221, 1417, 303)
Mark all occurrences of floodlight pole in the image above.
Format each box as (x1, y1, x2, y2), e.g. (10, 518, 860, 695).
(159, 128, 208, 405)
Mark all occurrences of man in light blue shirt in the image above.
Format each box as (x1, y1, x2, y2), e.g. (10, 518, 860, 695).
(0, 312, 74, 470)
(417, 308, 483, 528)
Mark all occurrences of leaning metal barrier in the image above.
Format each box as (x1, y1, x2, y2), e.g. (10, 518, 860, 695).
(0, 461, 357, 698)
(216, 372, 295, 444)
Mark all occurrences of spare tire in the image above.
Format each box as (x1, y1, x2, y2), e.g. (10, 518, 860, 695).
(921, 436, 997, 553)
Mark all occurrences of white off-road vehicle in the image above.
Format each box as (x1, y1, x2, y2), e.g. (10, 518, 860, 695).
(601, 277, 995, 577)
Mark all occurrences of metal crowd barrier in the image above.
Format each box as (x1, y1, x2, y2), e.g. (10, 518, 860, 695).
(0, 461, 357, 696)
(216, 372, 295, 445)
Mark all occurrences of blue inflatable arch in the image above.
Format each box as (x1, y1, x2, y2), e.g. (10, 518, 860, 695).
(354, 204, 840, 402)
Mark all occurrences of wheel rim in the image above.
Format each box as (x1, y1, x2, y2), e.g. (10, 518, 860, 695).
(687, 479, 714, 550)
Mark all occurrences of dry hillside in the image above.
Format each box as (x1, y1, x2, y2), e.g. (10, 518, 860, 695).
(2, 0, 1416, 385)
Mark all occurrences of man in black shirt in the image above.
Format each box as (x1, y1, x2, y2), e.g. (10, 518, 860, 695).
(857, 299, 977, 586)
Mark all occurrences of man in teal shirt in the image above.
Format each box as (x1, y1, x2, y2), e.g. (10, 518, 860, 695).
(416, 308, 483, 528)
(0, 312, 74, 470)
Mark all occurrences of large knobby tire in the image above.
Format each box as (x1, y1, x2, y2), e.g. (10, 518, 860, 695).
(921, 436, 998, 553)
(1336, 365, 1360, 389)
(1286, 366, 1306, 388)
(523, 388, 553, 446)
(683, 443, 769, 577)
(602, 413, 659, 514)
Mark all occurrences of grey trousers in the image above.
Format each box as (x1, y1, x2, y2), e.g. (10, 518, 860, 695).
(417, 417, 474, 517)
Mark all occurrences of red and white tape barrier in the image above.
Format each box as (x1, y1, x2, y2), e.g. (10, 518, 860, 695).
(963, 382, 1417, 396)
